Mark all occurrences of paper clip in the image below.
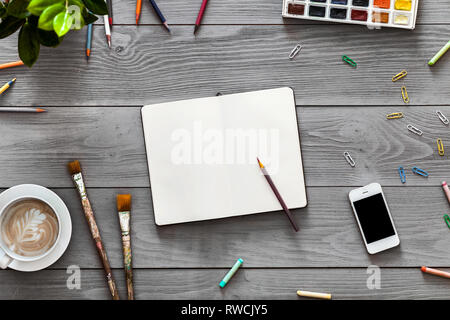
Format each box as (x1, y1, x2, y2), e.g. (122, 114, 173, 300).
(401, 86, 409, 104)
(344, 151, 355, 167)
(289, 44, 302, 59)
(398, 166, 406, 183)
(386, 112, 404, 120)
(437, 138, 444, 156)
(407, 124, 423, 136)
(342, 55, 357, 68)
(392, 70, 407, 82)
(444, 215, 450, 229)
(436, 110, 449, 125)
(412, 166, 429, 177)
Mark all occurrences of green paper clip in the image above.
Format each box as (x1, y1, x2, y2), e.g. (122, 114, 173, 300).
(444, 215, 450, 229)
(342, 55, 357, 68)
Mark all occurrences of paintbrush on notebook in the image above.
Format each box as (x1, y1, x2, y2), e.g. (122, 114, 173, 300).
(117, 194, 134, 300)
(68, 160, 120, 300)
(257, 157, 299, 232)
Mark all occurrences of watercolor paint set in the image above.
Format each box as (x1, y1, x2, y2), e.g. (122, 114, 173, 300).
(282, 0, 419, 30)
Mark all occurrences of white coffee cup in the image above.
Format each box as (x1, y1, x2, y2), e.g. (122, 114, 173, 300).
(0, 196, 62, 269)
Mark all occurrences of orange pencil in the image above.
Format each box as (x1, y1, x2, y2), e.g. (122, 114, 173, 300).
(421, 266, 450, 279)
(136, 0, 142, 24)
(0, 60, 24, 70)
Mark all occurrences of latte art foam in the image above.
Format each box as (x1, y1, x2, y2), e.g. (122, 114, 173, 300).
(1, 200, 59, 257)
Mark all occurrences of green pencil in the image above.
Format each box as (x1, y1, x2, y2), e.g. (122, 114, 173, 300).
(428, 40, 450, 66)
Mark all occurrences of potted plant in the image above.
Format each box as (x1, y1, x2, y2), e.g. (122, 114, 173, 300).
(0, 0, 108, 66)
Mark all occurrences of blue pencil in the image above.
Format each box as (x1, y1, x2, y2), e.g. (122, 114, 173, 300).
(86, 22, 93, 59)
(148, 0, 170, 32)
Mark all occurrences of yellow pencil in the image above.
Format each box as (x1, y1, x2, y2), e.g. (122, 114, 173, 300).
(297, 290, 332, 300)
(0, 78, 16, 95)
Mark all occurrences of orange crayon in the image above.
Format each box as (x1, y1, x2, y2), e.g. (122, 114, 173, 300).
(0, 60, 24, 70)
(421, 266, 450, 279)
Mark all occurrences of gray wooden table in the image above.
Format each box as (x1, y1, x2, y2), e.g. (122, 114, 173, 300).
(1, 0, 450, 300)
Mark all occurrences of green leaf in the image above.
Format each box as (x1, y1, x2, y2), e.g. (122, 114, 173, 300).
(18, 22, 40, 67)
(0, 15, 25, 39)
(7, 0, 31, 19)
(53, 10, 72, 37)
(27, 0, 63, 16)
(38, 3, 64, 31)
(68, 0, 85, 10)
(82, 0, 107, 15)
(82, 9, 97, 25)
(37, 29, 61, 47)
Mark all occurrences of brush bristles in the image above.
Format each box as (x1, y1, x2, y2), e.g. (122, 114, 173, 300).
(68, 160, 82, 175)
(117, 194, 132, 212)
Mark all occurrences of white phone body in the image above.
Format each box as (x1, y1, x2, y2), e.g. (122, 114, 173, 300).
(349, 183, 400, 255)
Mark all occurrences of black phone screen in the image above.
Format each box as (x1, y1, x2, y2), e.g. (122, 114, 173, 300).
(353, 193, 396, 244)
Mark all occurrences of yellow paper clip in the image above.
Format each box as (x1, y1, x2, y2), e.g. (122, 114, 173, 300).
(437, 138, 444, 156)
(392, 70, 407, 82)
(401, 86, 409, 104)
(386, 112, 404, 120)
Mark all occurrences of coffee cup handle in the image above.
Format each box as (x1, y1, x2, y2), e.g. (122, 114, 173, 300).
(0, 248, 12, 269)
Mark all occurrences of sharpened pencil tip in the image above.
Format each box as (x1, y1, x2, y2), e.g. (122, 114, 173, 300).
(163, 22, 171, 33)
(11, 78, 16, 83)
(256, 157, 264, 169)
(194, 25, 199, 34)
(36, 108, 47, 113)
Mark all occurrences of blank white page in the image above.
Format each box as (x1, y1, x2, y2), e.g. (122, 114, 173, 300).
(141, 87, 307, 225)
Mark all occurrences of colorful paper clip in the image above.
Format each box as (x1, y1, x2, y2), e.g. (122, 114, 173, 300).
(386, 112, 404, 120)
(401, 86, 409, 104)
(342, 55, 357, 68)
(398, 166, 406, 183)
(392, 70, 408, 82)
(437, 138, 445, 156)
(344, 151, 355, 167)
(289, 44, 302, 59)
(436, 110, 449, 125)
(407, 124, 423, 136)
(444, 215, 450, 229)
(412, 166, 429, 177)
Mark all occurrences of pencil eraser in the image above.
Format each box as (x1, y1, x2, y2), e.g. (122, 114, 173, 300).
(442, 181, 447, 186)
(421, 266, 427, 272)
(219, 281, 226, 288)
(238, 258, 244, 263)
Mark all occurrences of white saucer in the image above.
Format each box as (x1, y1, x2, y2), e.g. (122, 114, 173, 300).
(0, 184, 72, 272)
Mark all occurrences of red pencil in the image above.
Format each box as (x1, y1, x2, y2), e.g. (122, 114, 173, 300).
(257, 158, 299, 232)
(194, 0, 209, 34)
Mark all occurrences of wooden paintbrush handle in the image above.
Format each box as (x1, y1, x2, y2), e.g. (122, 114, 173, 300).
(81, 198, 120, 300)
(121, 234, 134, 300)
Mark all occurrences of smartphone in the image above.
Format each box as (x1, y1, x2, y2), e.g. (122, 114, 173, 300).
(349, 183, 400, 254)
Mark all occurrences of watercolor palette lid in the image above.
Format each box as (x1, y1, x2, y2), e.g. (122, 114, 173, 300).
(282, 0, 419, 30)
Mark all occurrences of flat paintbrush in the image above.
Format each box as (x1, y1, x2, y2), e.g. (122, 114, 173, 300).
(117, 194, 134, 300)
(68, 160, 120, 300)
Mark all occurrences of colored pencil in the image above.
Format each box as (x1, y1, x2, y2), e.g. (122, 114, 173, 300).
(428, 40, 450, 66)
(0, 78, 16, 95)
(103, 15, 111, 48)
(297, 290, 332, 300)
(257, 158, 299, 232)
(107, 0, 113, 26)
(194, 0, 209, 34)
(0, 107, 46, 113)
(148, 0, 170, 33)
(136, 0, 142, 24)
(86, 23, 93, 59)
(0, 60, 24, 70)
(421, 266, 450, 279)
(442, 181, 450, 204)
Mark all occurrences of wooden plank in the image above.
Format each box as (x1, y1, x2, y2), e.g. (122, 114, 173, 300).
(0, 106, 450, 187)
(107, 0, 450, 25)
(0, 268, 449, 299)
(4, 187, 445, 269)
(1, 25, 449, 106)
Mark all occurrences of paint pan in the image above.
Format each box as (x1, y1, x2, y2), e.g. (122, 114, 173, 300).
(283, 0, 419, 30)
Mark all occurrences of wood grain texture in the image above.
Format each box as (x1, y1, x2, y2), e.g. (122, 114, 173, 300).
(1, 25, 450, 106)
(0, 268, 449, 300)
(9, 187, 447, 269)
(106, 0, 450, 25)
(1, 106, 450, 187)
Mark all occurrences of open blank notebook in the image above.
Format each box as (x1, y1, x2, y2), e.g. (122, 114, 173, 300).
(141, 87, 307, 225)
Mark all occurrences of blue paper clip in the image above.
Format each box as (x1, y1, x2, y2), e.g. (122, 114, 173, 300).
(444, 215, 450, 229)
(398, 166, 406, 183)
(412, 166, 429, 177)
